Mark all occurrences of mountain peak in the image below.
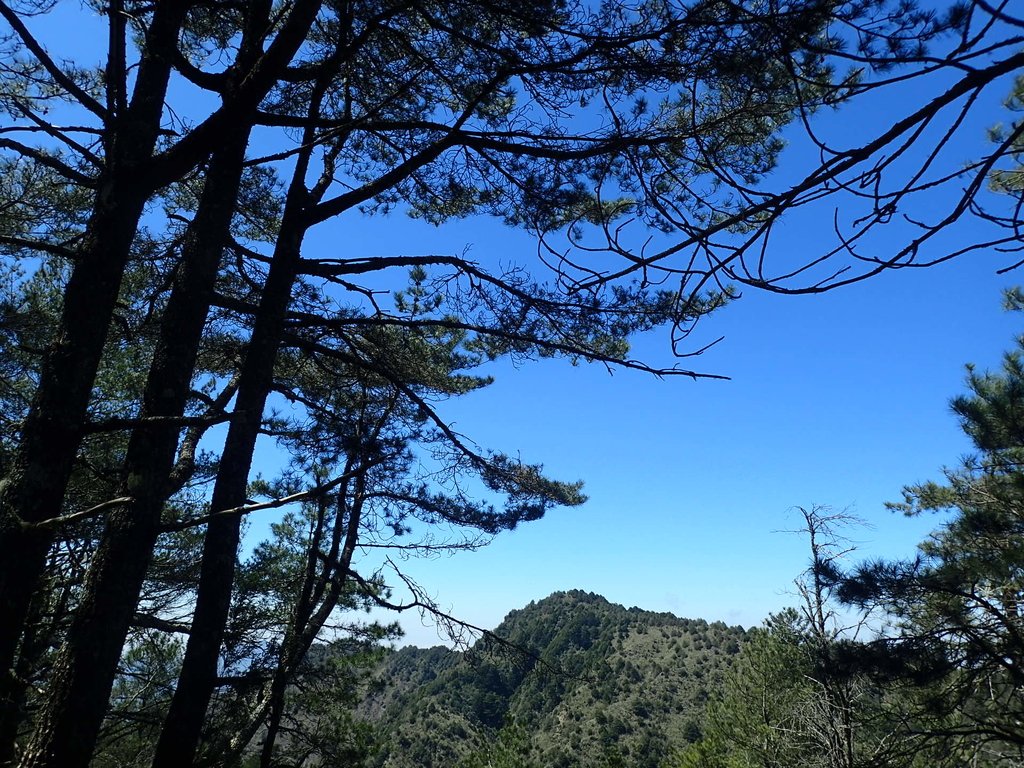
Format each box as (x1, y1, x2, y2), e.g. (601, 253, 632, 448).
(361, 591, 746, 768)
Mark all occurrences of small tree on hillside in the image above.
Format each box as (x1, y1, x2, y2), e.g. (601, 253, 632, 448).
(676, 608, 817, 768)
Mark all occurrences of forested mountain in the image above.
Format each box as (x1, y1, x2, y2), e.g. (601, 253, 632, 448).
(359, 591, 746, 768)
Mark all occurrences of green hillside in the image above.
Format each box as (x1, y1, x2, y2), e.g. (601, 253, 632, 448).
(359, 591, 746, 767)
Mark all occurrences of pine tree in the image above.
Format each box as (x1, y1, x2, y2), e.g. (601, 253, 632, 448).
(837, 290, 1024, 765)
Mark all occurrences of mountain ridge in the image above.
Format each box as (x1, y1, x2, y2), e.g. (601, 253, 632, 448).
(359, 589, 747, 767)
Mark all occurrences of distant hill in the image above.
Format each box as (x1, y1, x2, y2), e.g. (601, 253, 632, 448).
(358, 590, 747, 767)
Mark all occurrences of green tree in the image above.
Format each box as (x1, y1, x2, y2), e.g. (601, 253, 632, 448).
(0, 1, 843, 764)
(677, 508, 911, 768)
(989, 75, 1024, 195)
(676, 610, 817, 768)
(837, 289, 1024, 765)
(457, 721, 538, 768)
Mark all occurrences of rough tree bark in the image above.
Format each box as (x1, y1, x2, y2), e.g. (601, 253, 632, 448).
(0, 3, 189, 761)
(18, 0, 332, 761)
(150, 163, 314, 768)
(17, 129, 251, 768)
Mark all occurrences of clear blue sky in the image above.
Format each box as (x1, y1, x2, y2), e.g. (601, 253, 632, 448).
(341, 217, 1018, 647)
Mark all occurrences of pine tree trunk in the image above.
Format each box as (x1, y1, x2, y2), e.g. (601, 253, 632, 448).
(150, 210, 308, 768)
(0, 179, 147, 661)
(17, 133, 250, 768)
(0, 5, 187, 753)
(0, 576, 53, 767)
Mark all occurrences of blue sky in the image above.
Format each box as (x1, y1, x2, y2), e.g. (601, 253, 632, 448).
(341, 212, 1018, 647)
